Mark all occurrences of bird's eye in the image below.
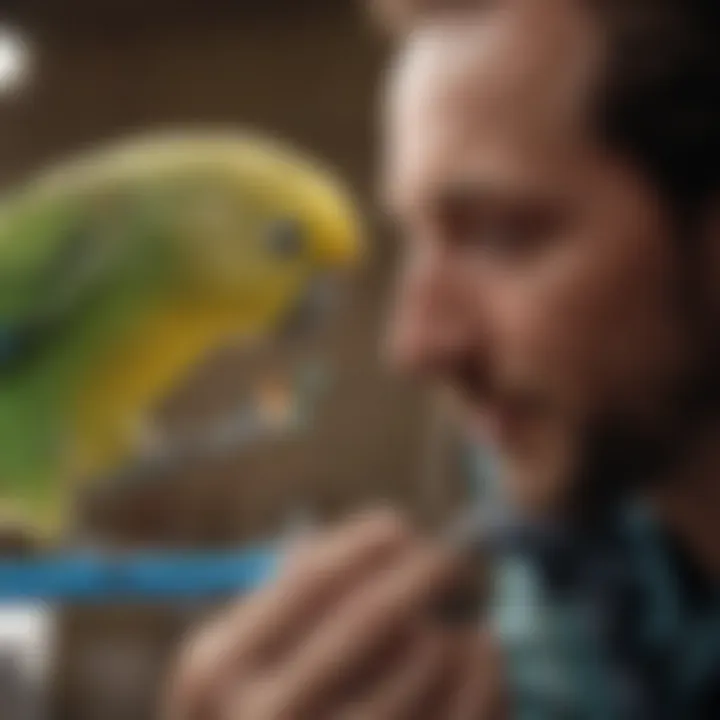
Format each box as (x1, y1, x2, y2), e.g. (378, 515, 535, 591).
(266, 218, 305, 259)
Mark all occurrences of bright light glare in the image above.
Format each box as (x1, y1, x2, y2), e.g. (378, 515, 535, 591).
(0, 27, 31, 95)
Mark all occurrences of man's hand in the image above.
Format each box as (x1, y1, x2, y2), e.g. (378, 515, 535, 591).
(165, 509, 506, 719)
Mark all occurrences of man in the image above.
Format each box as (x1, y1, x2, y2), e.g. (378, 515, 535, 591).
(166, 0, 720, 717)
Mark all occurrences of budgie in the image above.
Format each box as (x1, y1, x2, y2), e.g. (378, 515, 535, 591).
(0, 131, 363, 537)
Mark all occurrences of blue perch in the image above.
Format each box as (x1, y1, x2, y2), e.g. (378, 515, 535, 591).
(0, 547, 280, 603)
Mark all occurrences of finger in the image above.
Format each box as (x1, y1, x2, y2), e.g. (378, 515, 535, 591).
(278, 506, 406, 578)
(164, 509, 411, 718)
(447, 630, 507, 720)
(411, 628, 475, 720)
(163, 605, 234, 720)
(275, 541, 463, 714)
(240, 508, 413, 658)
(218, 674, 288, 720)
(335, 630, 451, 720)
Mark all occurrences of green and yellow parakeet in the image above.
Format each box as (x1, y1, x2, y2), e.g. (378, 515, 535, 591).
(0, 131, 363, 537)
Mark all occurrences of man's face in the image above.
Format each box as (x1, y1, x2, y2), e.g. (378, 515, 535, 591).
(381, 1, 710, 515)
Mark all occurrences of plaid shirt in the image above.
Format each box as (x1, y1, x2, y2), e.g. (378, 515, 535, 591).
(486, 503, 720, 719)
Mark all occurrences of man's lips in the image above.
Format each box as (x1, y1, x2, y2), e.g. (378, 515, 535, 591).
(441, 381, 545, 446)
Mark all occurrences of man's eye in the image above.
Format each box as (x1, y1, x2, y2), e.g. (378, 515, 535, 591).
(457, 209, 561, 260)
(476, 219, 533, 256)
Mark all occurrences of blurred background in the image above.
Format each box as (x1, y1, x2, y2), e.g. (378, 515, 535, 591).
(0, 2, 471, 718)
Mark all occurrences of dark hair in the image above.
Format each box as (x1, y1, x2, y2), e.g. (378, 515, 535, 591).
(375, 0, 720, 213)
(592, 0, 720, 213)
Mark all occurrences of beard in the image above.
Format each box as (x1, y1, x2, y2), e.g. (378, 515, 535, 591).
(571, 327, 720, 526)
(450, 221, 720, 523)
(558, 217, 720, 524)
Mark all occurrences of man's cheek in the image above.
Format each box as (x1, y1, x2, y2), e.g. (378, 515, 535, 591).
(484, 284, 562, 379)
(517, 259, 647, 411)
(572, 271, 687, 418)
(490, 291, 588, 409)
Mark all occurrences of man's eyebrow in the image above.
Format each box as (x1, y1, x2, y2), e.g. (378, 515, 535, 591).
(379, 175, 567, 227)
(380, 175, 489, 213)
(433, 179, 532, 225)
(437, 176, 572, 211)
(436, 180, 493, 209)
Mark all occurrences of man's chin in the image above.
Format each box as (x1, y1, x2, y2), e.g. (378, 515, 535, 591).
(462, 422, 579, 519)
(500, 459, 576, 520)
(459, 393, 554, 450)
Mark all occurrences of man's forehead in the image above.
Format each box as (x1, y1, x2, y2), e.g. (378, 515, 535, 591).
(381, 0, 602, 212)
(385, 0, 600, 103)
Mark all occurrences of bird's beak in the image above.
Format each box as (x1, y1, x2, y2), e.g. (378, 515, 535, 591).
(315, 196, 365, 270)
(282, 274, 344, 340)
(283, 183, 364, 340)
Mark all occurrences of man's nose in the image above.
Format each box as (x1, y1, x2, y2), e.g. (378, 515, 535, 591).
(384, 251, 478, 377)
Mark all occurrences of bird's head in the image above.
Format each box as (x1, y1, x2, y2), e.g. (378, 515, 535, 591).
(158, 134, 365, 339)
